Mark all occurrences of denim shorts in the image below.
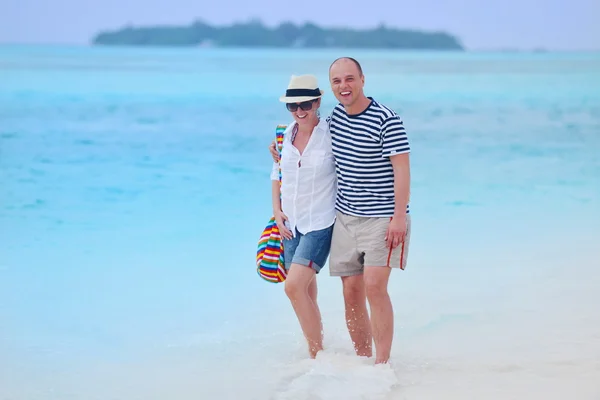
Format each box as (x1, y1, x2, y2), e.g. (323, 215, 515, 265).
(283, 224, 334, 274)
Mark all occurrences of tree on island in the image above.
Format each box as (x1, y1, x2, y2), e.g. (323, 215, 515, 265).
(92, 19, 464, 50)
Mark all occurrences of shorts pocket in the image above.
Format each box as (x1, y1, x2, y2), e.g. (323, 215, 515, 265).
(359, 218, 389, 255)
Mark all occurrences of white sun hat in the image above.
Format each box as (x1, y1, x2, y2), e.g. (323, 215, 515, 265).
(279, 74, 324, 103)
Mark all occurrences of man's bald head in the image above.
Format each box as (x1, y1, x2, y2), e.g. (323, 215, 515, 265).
(329, 57, 363, 77)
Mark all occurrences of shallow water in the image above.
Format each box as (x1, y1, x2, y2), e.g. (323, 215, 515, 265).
(1, 46, 599, 399)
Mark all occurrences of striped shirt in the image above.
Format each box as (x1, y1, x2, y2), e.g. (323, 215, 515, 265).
(328, 97, 410, 217)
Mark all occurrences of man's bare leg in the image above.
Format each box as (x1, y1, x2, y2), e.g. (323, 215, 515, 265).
(364, 266, 393, 364)
(341, 275, 372, 357)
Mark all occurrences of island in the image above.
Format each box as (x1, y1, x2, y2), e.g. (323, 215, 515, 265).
(91, 20, 464, 50)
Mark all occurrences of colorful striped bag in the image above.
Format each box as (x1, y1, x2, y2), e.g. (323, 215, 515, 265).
(256, 125, 287, 283)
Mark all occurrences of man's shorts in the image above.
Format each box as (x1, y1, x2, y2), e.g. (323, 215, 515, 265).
(329, 211, 411, 277)
(282, 224, 334, 274)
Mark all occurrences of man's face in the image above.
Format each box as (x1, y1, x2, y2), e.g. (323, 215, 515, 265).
(329, 59, 364, 108)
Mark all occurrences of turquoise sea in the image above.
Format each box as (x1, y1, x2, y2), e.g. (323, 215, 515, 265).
(1, 45, 599, 399)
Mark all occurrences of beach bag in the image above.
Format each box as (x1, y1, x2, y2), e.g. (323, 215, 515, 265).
(256, 124, 287, 283)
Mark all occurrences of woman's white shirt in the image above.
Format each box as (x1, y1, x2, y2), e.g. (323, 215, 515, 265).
(270, 119, 336, 236)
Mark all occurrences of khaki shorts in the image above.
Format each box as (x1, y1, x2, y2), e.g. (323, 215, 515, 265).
(329, 211, 411, 277)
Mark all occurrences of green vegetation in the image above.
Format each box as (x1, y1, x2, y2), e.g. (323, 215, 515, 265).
(91, 20, 464, 50)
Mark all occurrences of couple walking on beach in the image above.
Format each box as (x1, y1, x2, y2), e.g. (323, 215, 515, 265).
(268, 57, 412, 365)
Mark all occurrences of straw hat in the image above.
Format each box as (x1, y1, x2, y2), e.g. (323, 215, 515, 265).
(279, 74, 324, 103)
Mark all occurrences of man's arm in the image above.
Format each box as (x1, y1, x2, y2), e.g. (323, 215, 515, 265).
(381, 115, 411, 248)
(390, 153, 410, 219)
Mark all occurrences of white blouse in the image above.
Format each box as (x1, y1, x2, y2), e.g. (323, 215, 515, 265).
(270, 118, 337, 236)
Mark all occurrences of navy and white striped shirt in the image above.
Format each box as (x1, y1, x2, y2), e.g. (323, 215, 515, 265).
(328, 98, 410, 217)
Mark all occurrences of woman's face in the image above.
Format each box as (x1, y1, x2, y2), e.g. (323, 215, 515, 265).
(286, 98, 320, 126)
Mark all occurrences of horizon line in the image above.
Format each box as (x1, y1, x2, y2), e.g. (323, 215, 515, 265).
(1, 42, 600, 53)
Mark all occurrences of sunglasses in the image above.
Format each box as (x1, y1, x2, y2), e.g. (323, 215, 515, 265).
(286, 100, 316, 112)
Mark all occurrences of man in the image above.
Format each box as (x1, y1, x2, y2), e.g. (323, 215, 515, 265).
(269, 57, 411, 364)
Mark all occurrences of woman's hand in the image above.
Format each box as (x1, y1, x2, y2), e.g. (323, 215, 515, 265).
(274, 210, 293, 240)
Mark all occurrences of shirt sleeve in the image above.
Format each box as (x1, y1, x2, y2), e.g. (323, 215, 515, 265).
(270, 161, 279, 181)
(381, 115, 410, 157)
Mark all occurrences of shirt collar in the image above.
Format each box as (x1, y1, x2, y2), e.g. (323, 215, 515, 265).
(288, 118, 327, 136)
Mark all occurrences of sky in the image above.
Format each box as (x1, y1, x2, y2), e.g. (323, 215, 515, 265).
(0, 0, 598, 51)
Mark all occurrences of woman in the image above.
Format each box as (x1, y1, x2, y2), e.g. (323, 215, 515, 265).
(270, 74, 336, 358)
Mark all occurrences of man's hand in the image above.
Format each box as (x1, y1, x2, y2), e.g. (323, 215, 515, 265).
(385, 214, 406, 249)
(274, 210, 293, 240)
(269, 140, 279, 162)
